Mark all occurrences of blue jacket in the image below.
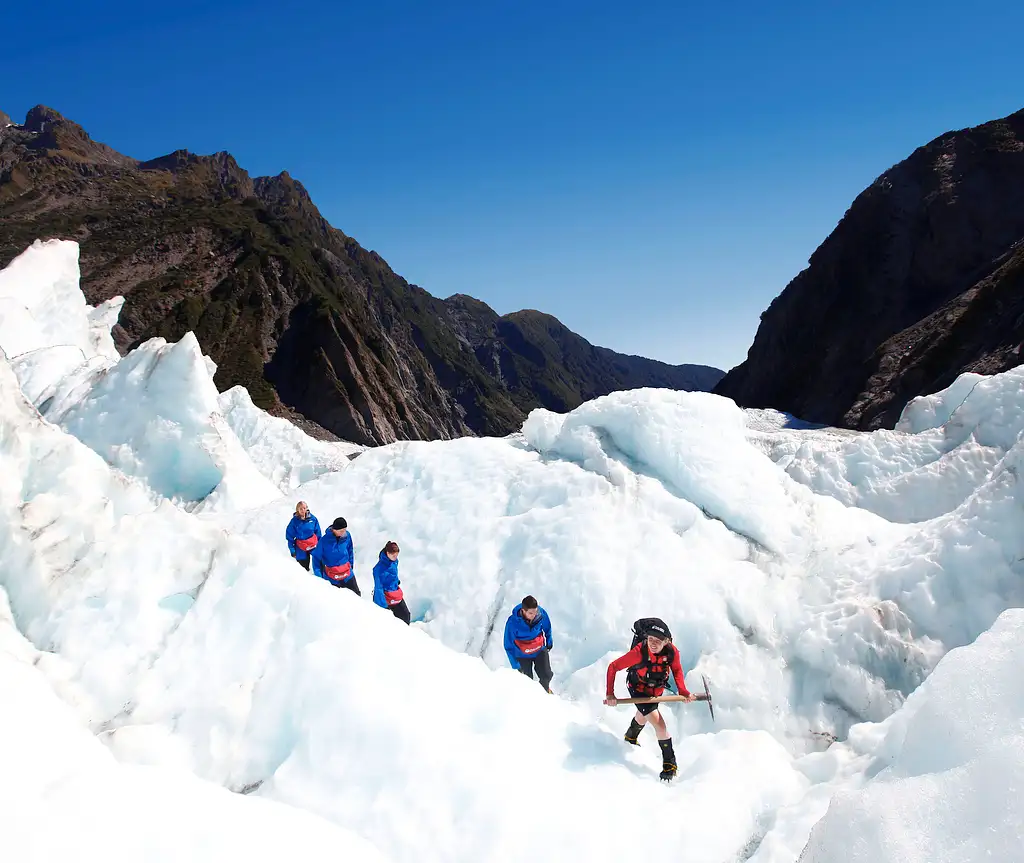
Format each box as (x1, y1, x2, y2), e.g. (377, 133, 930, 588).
(372, 550, 401, 609)
(503, 604, 553, 667)
(310, 530, 355, 584)
(285, 512, 322, 561)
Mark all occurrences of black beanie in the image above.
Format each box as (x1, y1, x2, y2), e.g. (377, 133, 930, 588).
(331, 517, 348, 530)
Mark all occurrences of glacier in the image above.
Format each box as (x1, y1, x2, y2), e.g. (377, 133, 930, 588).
(1, 238, 1022, 862)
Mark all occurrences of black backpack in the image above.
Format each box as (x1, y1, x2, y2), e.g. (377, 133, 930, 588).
(630, 617, 672, 650)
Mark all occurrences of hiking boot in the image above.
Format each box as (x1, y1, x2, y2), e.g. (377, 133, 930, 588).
(624, 718, 644, 745)
(658, 737, 677, 782)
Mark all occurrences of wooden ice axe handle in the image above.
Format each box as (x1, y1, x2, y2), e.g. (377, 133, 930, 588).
(611, 694, 710, 704)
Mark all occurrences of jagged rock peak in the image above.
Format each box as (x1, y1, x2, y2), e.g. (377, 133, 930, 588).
(24, 104, 68, 132)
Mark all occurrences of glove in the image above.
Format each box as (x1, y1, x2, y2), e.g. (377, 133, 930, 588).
(546, 644, 553, 651)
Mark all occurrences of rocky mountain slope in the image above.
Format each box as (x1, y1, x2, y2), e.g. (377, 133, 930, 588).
(0, 105, 722, 445)
(715, 108, 1024, 429)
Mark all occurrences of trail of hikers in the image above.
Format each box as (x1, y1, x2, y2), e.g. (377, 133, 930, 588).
(285, 500, 702, 782)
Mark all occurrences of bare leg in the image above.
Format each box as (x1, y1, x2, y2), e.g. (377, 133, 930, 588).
(648, 709, 671, 741)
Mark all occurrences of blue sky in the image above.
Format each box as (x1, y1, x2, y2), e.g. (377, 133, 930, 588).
(3, 0, 1022, 371)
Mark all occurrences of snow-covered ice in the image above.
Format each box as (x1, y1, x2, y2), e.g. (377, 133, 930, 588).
(799, 609, 1024, 863)
(1, 238, 1022, 862)
(0, 588, 392, 863)
(749, 368, 1024, 524)
(218, 384, 364, 491)
(0, 240, 358, 512)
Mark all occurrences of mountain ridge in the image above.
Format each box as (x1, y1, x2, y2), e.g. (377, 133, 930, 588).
(715, 107, 1024, 429)
(0, 104, 723, 445)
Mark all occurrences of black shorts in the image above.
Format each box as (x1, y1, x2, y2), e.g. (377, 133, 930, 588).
(628, 688, 663, 716)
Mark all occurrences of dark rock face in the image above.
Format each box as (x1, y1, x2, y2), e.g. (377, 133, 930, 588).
(0, 104, 723, 445)
(715, 108, 1024, 429)
(443, 301, 724, 412)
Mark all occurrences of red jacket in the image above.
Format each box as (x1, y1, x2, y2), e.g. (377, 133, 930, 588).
(606, 643, 690, 698)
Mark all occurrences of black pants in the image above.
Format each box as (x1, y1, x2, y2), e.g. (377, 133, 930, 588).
(338, 576, 361, 596)
(517, 650, 553, 690)
(295, 555, 311, 571)
(389, 599, 411, 625)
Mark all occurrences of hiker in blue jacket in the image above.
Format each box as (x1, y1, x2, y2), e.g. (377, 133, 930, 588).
(285, 501, 321, 570)
(372, 541, 410, 624)
(503, 595, 554, 692)
(310, 517, 359, 595)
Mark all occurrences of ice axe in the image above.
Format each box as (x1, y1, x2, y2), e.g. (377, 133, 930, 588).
(610, 674, 715, 722)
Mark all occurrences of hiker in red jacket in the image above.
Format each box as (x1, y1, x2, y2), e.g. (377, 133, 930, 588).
(604, 618, 693, 782)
